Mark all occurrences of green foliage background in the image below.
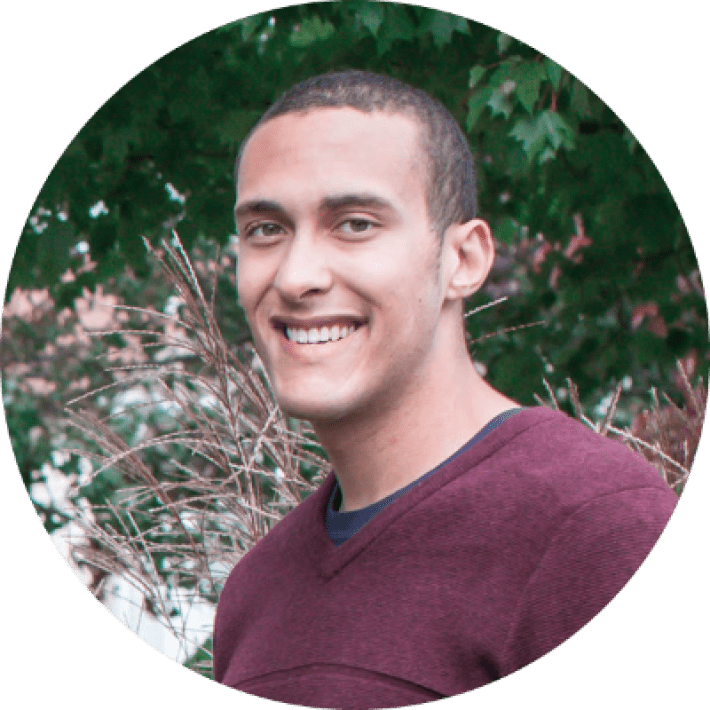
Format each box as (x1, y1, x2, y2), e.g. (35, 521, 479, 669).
(5, 2, 707, 707)
(8, 2, 706, 413)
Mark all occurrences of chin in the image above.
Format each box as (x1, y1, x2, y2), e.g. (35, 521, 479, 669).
(277, 398, 348, 425)
(273, 385, 360, 425)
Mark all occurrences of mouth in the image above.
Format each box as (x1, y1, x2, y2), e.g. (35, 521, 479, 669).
(271, 316, 366, 345)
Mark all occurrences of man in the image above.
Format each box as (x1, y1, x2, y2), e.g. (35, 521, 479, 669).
(213, 71, 677, 708)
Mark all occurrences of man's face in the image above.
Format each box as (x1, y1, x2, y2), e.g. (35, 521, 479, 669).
(236, 107, 454, 424)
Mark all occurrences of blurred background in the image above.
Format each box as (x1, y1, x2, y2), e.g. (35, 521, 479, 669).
(2, 1, 707, 681)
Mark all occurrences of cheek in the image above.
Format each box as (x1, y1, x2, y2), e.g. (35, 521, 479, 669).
(352, 250, 440, 326)
(347, 244, 417, 292)
(237, 259, 270, 314)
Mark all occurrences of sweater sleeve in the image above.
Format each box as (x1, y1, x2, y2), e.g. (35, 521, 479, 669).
(500, 485, 677, 676)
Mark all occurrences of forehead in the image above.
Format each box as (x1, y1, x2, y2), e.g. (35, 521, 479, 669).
(237, 108, 427, 211)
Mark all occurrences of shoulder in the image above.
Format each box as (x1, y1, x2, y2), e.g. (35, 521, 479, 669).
(468, 409, 680, 674)
(482, 406, 676, 504)
(493, 409, 679, 673)
(435, 407, 677, 563)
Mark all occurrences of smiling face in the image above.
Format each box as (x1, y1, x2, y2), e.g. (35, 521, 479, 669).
(236, 108, 462, 425)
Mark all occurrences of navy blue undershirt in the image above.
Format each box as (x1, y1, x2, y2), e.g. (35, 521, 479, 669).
(325, 408, 523, 546)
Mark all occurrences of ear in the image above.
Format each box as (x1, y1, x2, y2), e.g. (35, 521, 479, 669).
(441, 219, 495, 301)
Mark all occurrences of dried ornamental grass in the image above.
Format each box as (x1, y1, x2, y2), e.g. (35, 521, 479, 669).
(64, 234, 328, 674)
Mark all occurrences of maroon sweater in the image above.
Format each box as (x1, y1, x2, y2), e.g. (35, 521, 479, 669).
(213, 407, 677, 708)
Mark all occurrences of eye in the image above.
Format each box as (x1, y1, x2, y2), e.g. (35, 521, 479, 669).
(244, 222, 285, 241)
(337, 218, 375, 236)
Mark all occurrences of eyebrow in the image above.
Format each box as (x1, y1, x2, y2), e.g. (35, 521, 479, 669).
(234, 199, 289, 221)
(318, 193, 396, 214)
(236, 193, 396, 220)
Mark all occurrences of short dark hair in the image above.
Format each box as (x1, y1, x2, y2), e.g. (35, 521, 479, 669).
(235, 71, 477, 236)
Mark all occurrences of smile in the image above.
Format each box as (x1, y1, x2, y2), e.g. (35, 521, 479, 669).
(285, 324, 357, 344)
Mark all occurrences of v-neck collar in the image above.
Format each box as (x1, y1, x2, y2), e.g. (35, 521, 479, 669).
(325, 408, 523, 546)
(305, 407, 557, 580)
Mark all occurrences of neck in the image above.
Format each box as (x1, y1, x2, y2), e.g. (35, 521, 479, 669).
(313, 345, 517, 512)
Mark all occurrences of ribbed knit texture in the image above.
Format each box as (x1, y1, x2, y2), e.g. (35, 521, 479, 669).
(325, 407, 523, 545)
(214, 407, 677, 708)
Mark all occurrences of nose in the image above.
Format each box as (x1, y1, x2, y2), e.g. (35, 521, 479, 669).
(273, 231, 333, 302)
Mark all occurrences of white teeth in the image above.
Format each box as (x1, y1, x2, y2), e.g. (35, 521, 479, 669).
(285, 323, 360, 344)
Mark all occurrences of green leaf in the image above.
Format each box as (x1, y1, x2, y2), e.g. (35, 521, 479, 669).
(516, 62, 547, 114)
(489, 57, 521, 87)
(509, 116, 546, 158)
(488, 87, 514, 119)
(623, 127, 638, 153)
(375, 5, 416, 54)
(570, 79, 592, 117)
(544, 57, 563, 91)
(452, 15, 470, 35)
(236, 14, 265, 42)
(509, 110, 574, 162)
(359, 2, 384, 36)
(497, 32, 513, 54)
(430, 13, 455, 48)
(424, 11, 469, 49)
(289, 16, 335, 48)
(538, 146, 557, 163)
(469, 65, 486, 88)
(540, 111, 575, 151)
(466, 86, 493, 131)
